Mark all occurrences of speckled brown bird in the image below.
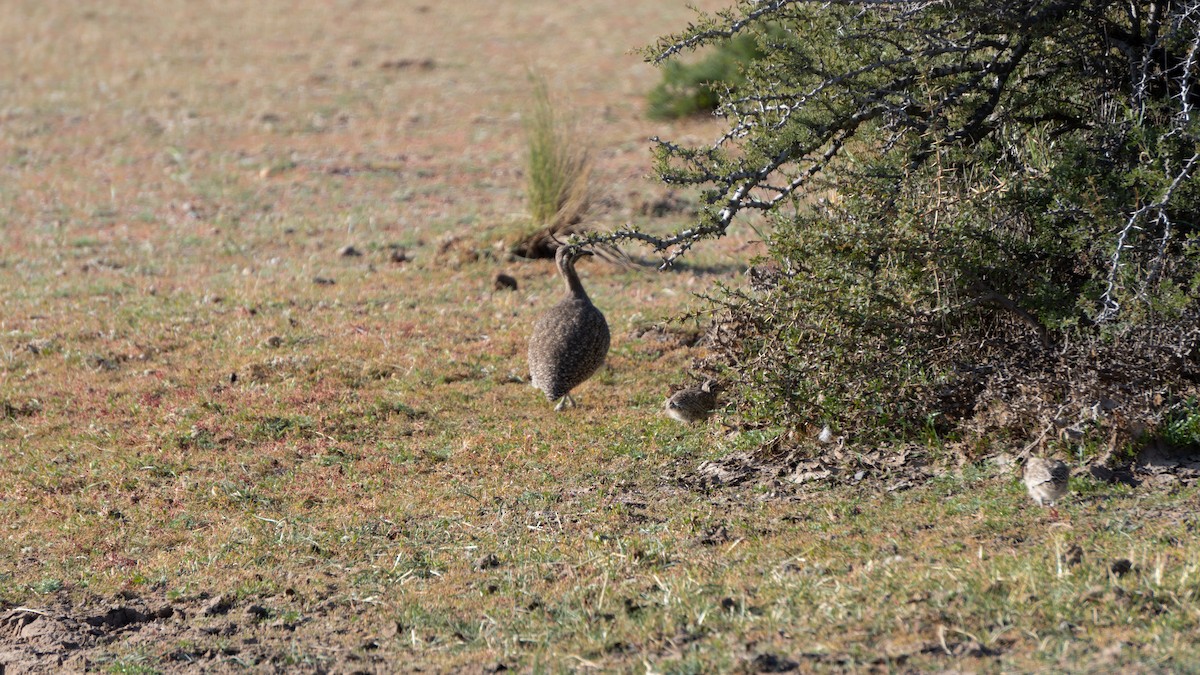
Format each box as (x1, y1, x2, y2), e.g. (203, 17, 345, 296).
(1024, 456, 1070, 507)
(528, 246, 610, 411)
(664, 379, 720, 423)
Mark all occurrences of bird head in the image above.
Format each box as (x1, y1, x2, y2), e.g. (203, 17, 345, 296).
(555, 244, 594, 272)
(556, 244, 593, 262)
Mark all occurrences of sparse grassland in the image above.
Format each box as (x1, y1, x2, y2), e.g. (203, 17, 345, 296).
(2, 1, 1199, 673)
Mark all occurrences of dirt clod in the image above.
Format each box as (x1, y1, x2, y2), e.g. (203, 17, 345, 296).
(25, 338, 54, 355)
(1064, 544, 1084, 567)
(380, 57, 436, 70)
(751, 652, 800, 672)
(696, 524, 730, 546)
(85, 606, 147, 629)
(475, 553, 502, 570)
(1111, 559, 1134, 577)
(201, 595, 233, 616)
(494, 273, 518, 291)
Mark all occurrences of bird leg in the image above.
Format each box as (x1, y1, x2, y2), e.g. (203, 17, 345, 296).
(554, 394, 577, 412)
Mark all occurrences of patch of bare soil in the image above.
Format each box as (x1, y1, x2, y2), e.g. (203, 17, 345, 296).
(630, 324, 708, 350)
(682, 433, 1200, 494)
(0, 591, 398, 673)
(1128, 443, 1200, 487)
(683, 434, 941, 493)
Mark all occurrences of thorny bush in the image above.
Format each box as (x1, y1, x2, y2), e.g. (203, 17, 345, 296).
(599, 0, 1200, 456)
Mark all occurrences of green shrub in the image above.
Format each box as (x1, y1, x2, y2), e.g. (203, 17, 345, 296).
(1161, 399, 1200, 449)
(646, 33, 764, 119)
(603, 1, 1200, 452)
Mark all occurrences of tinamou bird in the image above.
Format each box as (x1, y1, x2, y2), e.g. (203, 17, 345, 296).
(664, 378, 720, 424)
(1023, 456, 1070, 509)
(528, 245, 610, 411)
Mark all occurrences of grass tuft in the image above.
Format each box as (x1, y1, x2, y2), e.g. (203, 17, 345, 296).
(647, 33, 764, 119)
(523, 74, 592, 233)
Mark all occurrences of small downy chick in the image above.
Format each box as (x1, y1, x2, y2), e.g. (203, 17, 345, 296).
(664, 379, 720, 424)
(1024, 456, 1070, 507)
(817, 426, 836, 444)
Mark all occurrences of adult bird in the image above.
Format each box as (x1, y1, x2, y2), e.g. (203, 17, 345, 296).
(528, 245, 610, 411)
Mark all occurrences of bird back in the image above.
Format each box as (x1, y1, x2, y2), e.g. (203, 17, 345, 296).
(529, 296, 609, 401)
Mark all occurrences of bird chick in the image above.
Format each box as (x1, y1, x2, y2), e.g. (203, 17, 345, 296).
(1024, 456, 1070, 507)
(528, 246, 610, 411)
(817, 425, 836, 444)
(664, 379, 720, 423)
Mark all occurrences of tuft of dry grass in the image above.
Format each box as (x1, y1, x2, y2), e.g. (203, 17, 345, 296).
(524, 73, 593, 231)
(512, 73, 595, 259)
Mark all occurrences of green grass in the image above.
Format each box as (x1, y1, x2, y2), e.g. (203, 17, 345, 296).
(646, 32, 766, 119)
(524, 73, 591, 229)
(1, 1, 1198, 671)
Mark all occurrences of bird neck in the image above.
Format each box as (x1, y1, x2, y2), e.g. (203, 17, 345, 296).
(560, 260, 589, 300)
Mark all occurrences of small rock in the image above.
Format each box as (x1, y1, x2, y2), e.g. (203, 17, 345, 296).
(152, 605, 175, 620)
(475, 553, 501, 570)
(245, 605, 270, 621)
(389, 246, 410, 263)
(201, 595, 233, 616)
(339, 245, 363, 257)
(262, 336, 284, 349)
(1064, 543, 1084, 567)
(696, 525, 730, 546)
(1111, 559, 1134, 577)
(990, 453, 1016, 472)
(313, 276, 336, 286)
(25, 339, 54, 355)
(751, 652, 799, 672)
(494, 273, 518, 291)
(86, 606, 147, 629)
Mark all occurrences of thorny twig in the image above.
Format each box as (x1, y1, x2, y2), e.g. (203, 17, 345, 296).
(623, 0, 1199, 280)
(1097, 149, 1200, 323)
(1094, 2, 1200, 321)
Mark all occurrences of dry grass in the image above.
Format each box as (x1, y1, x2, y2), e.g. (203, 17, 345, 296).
(524, 74, 591, 231)
(2, 1, 1199, 672)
